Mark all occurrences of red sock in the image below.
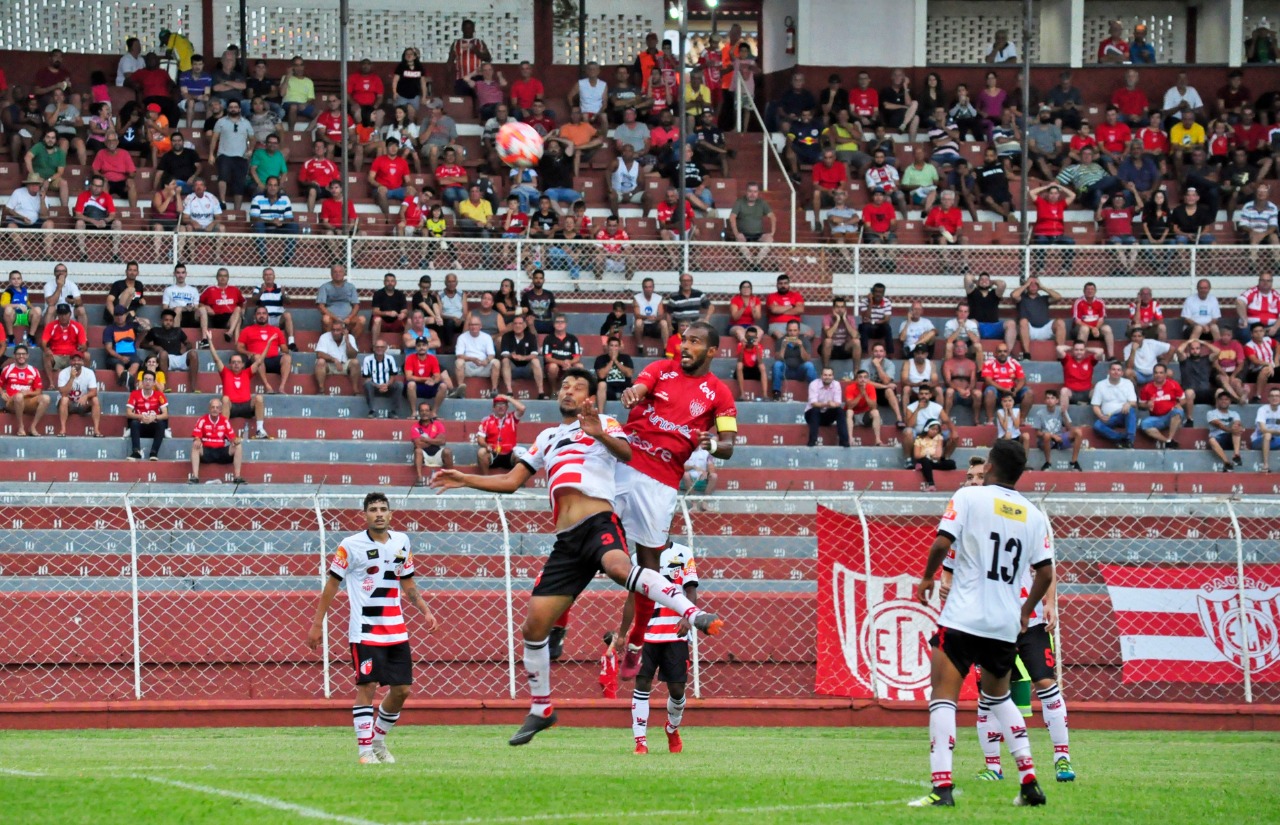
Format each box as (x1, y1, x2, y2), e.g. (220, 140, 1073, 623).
(554, 607, 571, 629)
(627, 596, 656, 648)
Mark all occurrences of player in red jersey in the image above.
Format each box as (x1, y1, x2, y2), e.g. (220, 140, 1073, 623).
(432, 367, 724, 746)
(608, 320, 737, 677)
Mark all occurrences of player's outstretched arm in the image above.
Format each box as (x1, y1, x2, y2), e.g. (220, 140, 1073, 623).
(620, 383, 649, 409)
(578, 398, 631, 461)
(305, 575, 342, 651)
(698, 429, 735, 460)
(915, 533, 953, 605)
(399, 577, 439, 633)
(431, 463, 534, 495)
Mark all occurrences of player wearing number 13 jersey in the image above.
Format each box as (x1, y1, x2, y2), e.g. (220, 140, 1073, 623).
(430, 367, 724, 747)
(911, 441, 1055, 809)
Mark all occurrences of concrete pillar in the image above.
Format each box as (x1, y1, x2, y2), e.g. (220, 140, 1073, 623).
(1197, 0, 1244, 66)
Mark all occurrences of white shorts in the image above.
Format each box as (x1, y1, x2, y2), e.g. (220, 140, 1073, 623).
(1027, 321, 1055, 341)
(603, 257, 627, 272)
(419, 445, 445, 467)
(613, 462, 678, 549)
(463, 360, 494, 377)
(165, 358, 189, 372)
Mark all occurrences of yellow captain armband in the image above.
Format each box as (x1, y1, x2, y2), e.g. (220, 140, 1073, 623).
(714, 416, 737, 434)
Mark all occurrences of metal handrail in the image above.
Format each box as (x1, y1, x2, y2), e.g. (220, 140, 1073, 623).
(734, 71, 797, 246)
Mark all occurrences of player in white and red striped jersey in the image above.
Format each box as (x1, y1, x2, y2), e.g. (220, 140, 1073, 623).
(431, 367, 725, 747)
(0, 344, 50, 435)
(604, 320, 737, 679)
(307, 492, 438, 764)
(1069, 282, 1115, 355)
(631, 541, 698, 755)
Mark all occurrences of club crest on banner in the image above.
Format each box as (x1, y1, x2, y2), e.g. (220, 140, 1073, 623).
(1196, 576, 1280, 673)
(832, 562, 940, 700)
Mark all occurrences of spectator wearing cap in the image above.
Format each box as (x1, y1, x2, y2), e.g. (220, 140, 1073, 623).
(41, 301, 87, 387)
(53, 350, 100, 437)
(189, 398, 246, 484)
(418, 99, 458, 170)
(412, 402, 454, 486)
(475, 394, 525, 475)
(804, 367, 850, 448)
(362, 339, 404, 418)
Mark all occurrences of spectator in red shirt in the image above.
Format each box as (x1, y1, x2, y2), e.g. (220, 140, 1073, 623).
(844, 369, 882, 446)
(73, 174, 123, 258)
(1213, 325, 1248, 402)
(1056, 340, 1100, 406)
(404, 336, 455, 413)
(412, 402, 454, 485)
(1029, 184, 1077, 275)
(435, 146, 470, 211)
(310, 96, 364, 171)
(317, 180, 357, 235)
(849, 71, 880, 131)
(861, 187, 898, 247)
(1235, 107, 1273, 178)
(0, 345, 49, 435)
(40, 302, 87, 386)
(735, 326, 770, 400)
(1071, 280, 1115, 354)
(236, 305, 293, 394)
(475, 395, 524, 475)
(347, 59, 386, 129)
(1111, 69, 1150, 128)
(92, 131, 139, 206)
(189, 398, 245, 484)
(510, 61, 545, 118)
(198, 267, 246, 345)
(1097, 20, 1130, 64)
(127, 53, 179, 125)
(1137, 364, 1186, 447)
(368, 138, 410, 218)
(1096, 190, 1140, 273)
(765, 274, 811, 340)
(1095, 105, 1133, 172)
(299, 140, 341, 213)
(980, 344, 1030, 424)
(924, 189, 964, 246)
(125, 370, 169, 460)
(207, 335, 271, 439)
(810, 148, 848, 233)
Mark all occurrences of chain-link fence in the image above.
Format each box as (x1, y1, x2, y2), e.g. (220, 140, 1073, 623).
(2, 229, 1273, 307)
(1, 490, 1276, 705)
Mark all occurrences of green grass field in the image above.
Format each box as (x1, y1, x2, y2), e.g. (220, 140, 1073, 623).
(1, 725, 1275, 824)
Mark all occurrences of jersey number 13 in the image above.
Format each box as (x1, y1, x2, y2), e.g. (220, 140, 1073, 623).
(987, 532, 1023, 583)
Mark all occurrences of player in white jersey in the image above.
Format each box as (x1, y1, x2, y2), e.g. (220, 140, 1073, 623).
(912, 440, 1054, 808)
(431, 367, 725, 746)
(631, 541, 697, 755)
(942, 552, 1075, 783)
(306, 492, 438, 764)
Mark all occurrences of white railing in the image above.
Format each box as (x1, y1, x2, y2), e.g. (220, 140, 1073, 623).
(734, 70, 798, 246)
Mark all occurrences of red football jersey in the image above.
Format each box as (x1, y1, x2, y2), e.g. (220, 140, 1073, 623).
(193, 414, 237, 449)
(1, 363, 42, 395)
(1128, 301, 1163, 325)
(221, 367, 252, 404)
(623, 360, 738, 489)
(404, 353, 441, 380)
(1140, 379, 1184, 417)
(1072, 297, 1106, 326)
(42, 320, 86, 356)
(127, 388, 167, 415)
(200, 285, 245, 315)
(237, 324, 286, 357)
(1061, 353, 1098, 393)
(477, 411, 521, 454)
(981, 357, 1024, 390)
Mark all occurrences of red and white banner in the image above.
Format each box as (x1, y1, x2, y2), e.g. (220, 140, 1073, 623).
(1100, 565, 1280, 683)
(815, 506, 977, 701)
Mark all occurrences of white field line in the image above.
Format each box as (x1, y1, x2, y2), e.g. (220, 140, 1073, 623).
(0, 767, 46, 776)
(129, 775, 384, 825)
(410, 796, 919, 825)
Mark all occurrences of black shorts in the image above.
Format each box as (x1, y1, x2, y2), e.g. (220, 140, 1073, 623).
(931, 625, 1018, 680)
(106, 179, 130, 199)
(228, 401, 254, 419)
(827, 344, 857, 361)
(740, 364, 762, 380)
(1016, 624, 1056, 683)
(261, 355, 282, 373)
(351, 640, 413, 686)
(488, 452, 515, 471)
(641, 321, 663, 339)
(201, 445, 234, 464)
(531, 510, 627, 598)
(638, 640, 689, 684)
(604, 381, 628, 401)
(407, 379, 441, 398)
(206, 312, 234, 330)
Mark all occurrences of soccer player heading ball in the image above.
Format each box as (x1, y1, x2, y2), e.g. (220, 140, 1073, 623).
(306, 492, 439, 764)
(431, 367, 725, 746)
(912, 440, 1055, 808)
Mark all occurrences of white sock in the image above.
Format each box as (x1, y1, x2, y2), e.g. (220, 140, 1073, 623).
(524, 638, 552, 717)
(666, 694, 686, 732)
(256, 423, 267, 435)
(625, 567, 697, 619)
(288, 335, 296, 344)
(373, 702, 399, 745)
(352, 705, 374, 752)
(1037, 685, 1070, 760)
(984, 690, 1035, 783)
(976, 695, 1004, 773)
(631, 688, 650, 741)
(928, 699, 957, 788)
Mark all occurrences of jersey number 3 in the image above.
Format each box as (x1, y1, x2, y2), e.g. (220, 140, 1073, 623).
(987, 532, 1023, 584)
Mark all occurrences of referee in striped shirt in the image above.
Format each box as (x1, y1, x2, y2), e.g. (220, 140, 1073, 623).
(362, 341, 403, 418)
(249, 177, 299, 264)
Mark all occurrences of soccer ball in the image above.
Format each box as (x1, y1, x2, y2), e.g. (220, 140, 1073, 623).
(496, 122, 544, 168)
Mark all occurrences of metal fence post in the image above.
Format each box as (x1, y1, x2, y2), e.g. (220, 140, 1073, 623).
(170, 230, 180, 266)
(1189, 245, 1197, 290)
(496, 496, 517, 699)
(345, 235, 354, 274)
(851, 495, 882, 700)
(314, 494, 331, 699)
(679, 496, 700, 699)
(1225, 499, 1253, 703)
(124, 494, 142, 700)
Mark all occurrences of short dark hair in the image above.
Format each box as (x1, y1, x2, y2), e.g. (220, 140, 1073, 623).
(987, 439, 1028, 485)
(686, 319, 720, 349)
(1045, 389, 1059, 399)
(363, 492, 390, 511)
(562, 366, 597, 394)
(161, 308, 176, 319)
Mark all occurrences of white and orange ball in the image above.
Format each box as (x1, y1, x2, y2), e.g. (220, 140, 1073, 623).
(496, 121, 544, 168)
